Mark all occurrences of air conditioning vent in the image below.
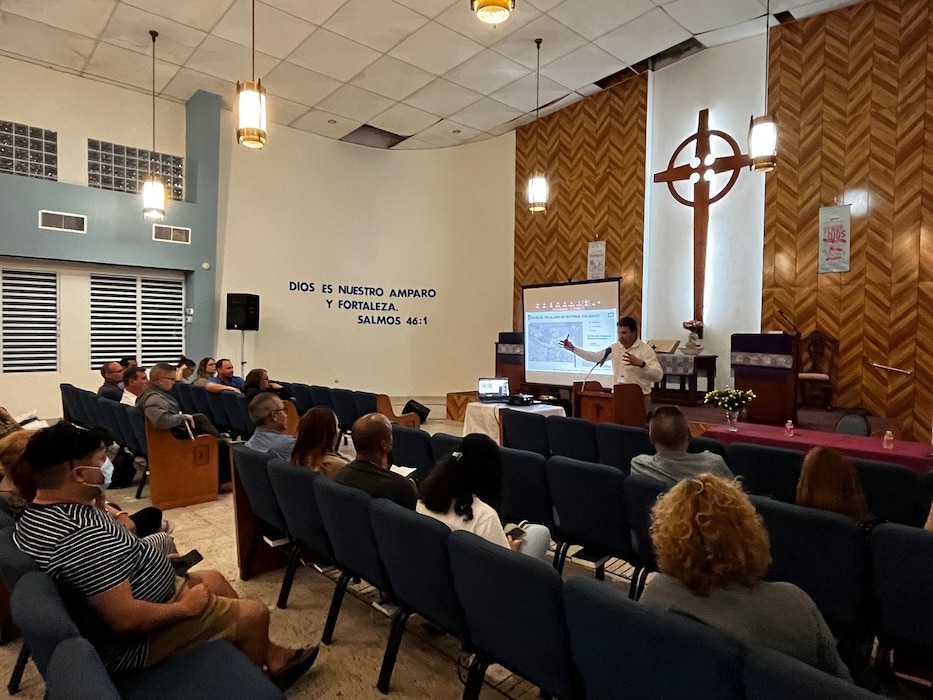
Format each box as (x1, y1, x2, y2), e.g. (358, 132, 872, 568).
(152, 225, 191, 244)
(38, 210, 86, 233)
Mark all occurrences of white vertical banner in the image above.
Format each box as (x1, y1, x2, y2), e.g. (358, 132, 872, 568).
(818, 205, 851, 273)
(587, 240, 606, 280)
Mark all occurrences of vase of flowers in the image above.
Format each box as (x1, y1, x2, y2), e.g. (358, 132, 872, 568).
(704, 388, 756, 431)
(682, 319, 704, 340)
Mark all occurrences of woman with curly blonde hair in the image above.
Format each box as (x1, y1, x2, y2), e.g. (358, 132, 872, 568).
(640, 473, 851, 680)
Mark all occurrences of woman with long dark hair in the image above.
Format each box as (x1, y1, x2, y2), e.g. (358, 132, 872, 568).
(289, 407, 346, 479)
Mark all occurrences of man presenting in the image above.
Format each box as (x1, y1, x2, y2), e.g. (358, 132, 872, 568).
(207, 359, 245, 393)
(244, 393, 296, 460)
(559, 316, 662, 411)
(335, 413, 417, 509)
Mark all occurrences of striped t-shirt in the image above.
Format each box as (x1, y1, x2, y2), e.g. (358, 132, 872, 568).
(14, 502, 176, 672)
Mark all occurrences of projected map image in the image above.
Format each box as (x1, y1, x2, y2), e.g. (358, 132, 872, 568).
(527, 321, 581, 363)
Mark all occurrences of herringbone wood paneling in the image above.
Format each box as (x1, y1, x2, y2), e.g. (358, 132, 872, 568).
(762, 0, 933, 440)
(513, 74, 648, 332)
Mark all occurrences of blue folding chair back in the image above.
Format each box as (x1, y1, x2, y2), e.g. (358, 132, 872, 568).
(266, 459, 334, 566)
(173, 382, 197, 414)
(852, 458, 923, 526)
(290, 383, 314, 415)
(430, 432, 463, 464)
(500, 409, 549, 456)
(11, 571, 81, 677)
(728, 443, 804, 503)
(545, 416, 598, 462)
(352, 391, 378, 418)
(189, 385, 215, 423)
(623, 473, 669, 576)
(0, 526, 39, 590)
(309, 385, 335, 410)
(331, 388, 357, 434)
(222, 391, 253, 439)
(595, 423, 653, 474)
(231, 445, 288, 533)
(500, 447, 554, 529)
(742, 646, 882, 700)
(688, 435, 728, 461)
(391, 425, 435, 481)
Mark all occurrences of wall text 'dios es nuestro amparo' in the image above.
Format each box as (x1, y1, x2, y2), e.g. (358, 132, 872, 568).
(288, 281, 436, 326)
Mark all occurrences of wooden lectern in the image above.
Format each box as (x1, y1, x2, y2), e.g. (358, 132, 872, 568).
(572, 381, 646, 427)
(731, 333, 798, 426)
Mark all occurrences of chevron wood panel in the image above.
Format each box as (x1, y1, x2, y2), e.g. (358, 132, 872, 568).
(513, 74, 648, 331)
(762, 0, 933, 440)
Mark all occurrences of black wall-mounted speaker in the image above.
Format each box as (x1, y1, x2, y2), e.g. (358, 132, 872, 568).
(226, 293, 260, 331)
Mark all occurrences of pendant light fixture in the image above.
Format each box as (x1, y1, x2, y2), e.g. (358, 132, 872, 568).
(142, 30, 165, 221)
(235, 0, 267, 148)
(470, 0, 515, 25)
(748, 0, 777, 172)
(527, 38, 548, 213)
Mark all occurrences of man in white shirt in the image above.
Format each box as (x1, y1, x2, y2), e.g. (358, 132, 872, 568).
(559, 316, 663, 410)
(121, 367, 149, 407)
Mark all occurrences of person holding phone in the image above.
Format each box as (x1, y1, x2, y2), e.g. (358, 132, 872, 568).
(416, 433, 551, 560)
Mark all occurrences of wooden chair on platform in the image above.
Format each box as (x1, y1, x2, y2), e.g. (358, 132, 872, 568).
(283, 399, 300, 436)
(376, 394, 421, 429)
(798, 330, 838, 408)
(144, 419, 218, 510)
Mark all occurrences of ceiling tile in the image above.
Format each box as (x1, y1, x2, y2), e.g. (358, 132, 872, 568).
(489, 73, 568, 113)
(489, 14, 588, 69)
(212, 0, 316, 58)
(576, 82, 602, 96)
(264, 61, 342, 105)
(184, 35, 279, 83)
(390, 137, 436, 150)
(433, 1, 541, 48)
(370, 102, 440, 135)
(487, 113, 530, 135)
(287, 28, 380, 82)
(265, 95, 311, 125)
(446, 96, 522, 131)
(290, 107, 361, 138)
(405, 78, 482, 117)
(315, 84, 396, 122)
(392, 0, 458, 19)
(100, 4, 207, 64)
(349, 55, 434, 100)
(696, 15, 770, 47)
(1, 0, 116, 40)
(262, 0, 349, 25)
(0, 12, 97, 71)
(664, 0, 763, 34)
(417, 118, 482, 147)
(444, 49, 529, 94)
(526, 0, 565, 12)
(547, 0, 655, 41)
(162, 66, 236, 109)
(540, 42, 626, 90)
(594, 8, 691, 65)
(323, 0, 428, 53)
(539, 89, 582, 116)
(388, 21, 484, 75)
(786, 0, 862, 19)
(84, 42, 180, 91)
(121, 0, 236, 33)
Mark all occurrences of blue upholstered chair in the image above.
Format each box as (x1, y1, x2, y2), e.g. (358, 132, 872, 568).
(564, 576, 743, 699)
(289, 383, 315, 415)
(98, 397, 126, 447)
(188, 385, 215, 424)
(545, 416, 598, 462)
(594, 423, 653, 475)
(59, 383, 81, 424)
(331, 388, 357, 438)
(173, 381, 197, 414)
(622, 473, 669, 598)
(728, 443, 804, 503)
(742, 646, 881, 700)
(430, 432, 463, 464)
(500, 409, 549, 456)
(206, 391, 232, 433)
(220, 391, 251, 439)
(852, 457, 924, 526)
(127, 405, 150, 498)
(500, 447, 555, 530)
(309, 385, 335, 410)
(11, 571, 80, 678)
(390, 425, 435, 482)
(369, 499, 468, 693)
(0, 525, 39, 693)
(352, 391, 378, 418)
(114, 402, 144, 458)
(447, 531, 580, 700)
(688, 435, 728, 461)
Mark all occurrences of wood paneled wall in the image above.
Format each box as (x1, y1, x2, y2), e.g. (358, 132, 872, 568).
(763, 0, 933, 439)
(513, 74, 649, 331)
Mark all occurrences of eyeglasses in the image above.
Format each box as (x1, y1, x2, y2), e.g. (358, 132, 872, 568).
(269, 407, 288, 415)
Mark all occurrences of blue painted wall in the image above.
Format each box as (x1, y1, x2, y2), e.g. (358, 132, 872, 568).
(0, 90, 221, 358)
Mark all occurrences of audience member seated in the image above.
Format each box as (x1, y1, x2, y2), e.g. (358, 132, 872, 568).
(193, 357, 216, 387)
(416, 433, 551, 560)
(244, 393, 295, 461)
(796, 447, 882, 533)
(119, 357, 138, 369)
(334, 413, 417, 509)
(640, 473, 851, 680)
(0, 430, 30, 511)
(14, 423, 319, 689)
(243, 369, 290, 402)
(121, 366, 149, 407)
(97, 361, 124, 402)
(630, 406, 732, 484)
(175, 356, 196, 383)
(0, 406, 20, 440)
(206, 359, 245, 394)
(136, 363, 232, 493)
(289, 406, 347, 479)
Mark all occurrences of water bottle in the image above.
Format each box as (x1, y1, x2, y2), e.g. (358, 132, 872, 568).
(784, 420, 795, 437)
(883, 430, 894, 449)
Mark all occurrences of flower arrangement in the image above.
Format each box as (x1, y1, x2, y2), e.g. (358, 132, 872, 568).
(682, 319, 704, 339)
(703, 388, 756, 412)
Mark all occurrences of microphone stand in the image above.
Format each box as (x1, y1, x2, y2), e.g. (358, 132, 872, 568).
(580, 347, 612, 388)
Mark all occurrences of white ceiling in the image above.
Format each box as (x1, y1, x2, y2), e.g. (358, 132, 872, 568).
(0, 0, 863, 149)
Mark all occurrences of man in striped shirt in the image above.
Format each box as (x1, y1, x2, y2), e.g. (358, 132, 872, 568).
(14, 422, 318, 689)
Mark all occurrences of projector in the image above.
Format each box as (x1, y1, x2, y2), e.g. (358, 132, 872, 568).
(507, 393, 535, 406)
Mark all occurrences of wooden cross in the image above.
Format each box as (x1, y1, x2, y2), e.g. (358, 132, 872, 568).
(653, 109, 751, 324)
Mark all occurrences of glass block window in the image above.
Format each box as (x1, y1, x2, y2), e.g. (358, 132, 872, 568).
(1, 268, 60, 373)
(87, 139, 183, 201)
(0, 120, 58, 181)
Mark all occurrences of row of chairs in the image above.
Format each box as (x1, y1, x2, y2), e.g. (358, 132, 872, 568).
(500, 410, 933, 527)
(279, 382, 421, 431)
(172, 383, 257, 439)
(231, 448, 880, 698)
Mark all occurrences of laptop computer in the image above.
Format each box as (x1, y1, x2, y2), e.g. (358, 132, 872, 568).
(478, 377, 510, 403)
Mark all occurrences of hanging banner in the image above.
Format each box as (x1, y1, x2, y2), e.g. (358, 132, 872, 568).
(587, 241, 606, 280)
(818, 204, 851, 273)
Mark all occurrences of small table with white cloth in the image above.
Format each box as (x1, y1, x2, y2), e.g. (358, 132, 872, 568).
(462, 402, 566, 444)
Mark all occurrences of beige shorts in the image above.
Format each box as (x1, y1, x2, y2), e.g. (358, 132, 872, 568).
(145, 576, 240, 666)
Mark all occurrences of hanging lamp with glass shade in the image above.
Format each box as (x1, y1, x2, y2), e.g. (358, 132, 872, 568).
(235, 0, 267, 148)
(527, 38, 548, 213)
(142, 30, 165, 221)
(748, 0, 777, 172)
(470, 0, 514, 25)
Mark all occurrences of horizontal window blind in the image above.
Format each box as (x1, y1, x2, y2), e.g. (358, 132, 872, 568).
(1, 269, 59, 373)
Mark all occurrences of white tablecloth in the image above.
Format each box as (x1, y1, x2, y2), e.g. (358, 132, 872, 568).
(462, 402, 566, 444)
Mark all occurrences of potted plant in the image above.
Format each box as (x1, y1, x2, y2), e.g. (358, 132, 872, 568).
(704, 387, 756, 431)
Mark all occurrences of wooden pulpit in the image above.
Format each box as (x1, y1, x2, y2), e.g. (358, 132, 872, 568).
(572, 381, 646, 427)
(731, 333, 798, 426)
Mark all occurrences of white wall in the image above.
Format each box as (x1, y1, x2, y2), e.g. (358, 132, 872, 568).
(644, 35, 767, 386)
(214, 119, 517, 397)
